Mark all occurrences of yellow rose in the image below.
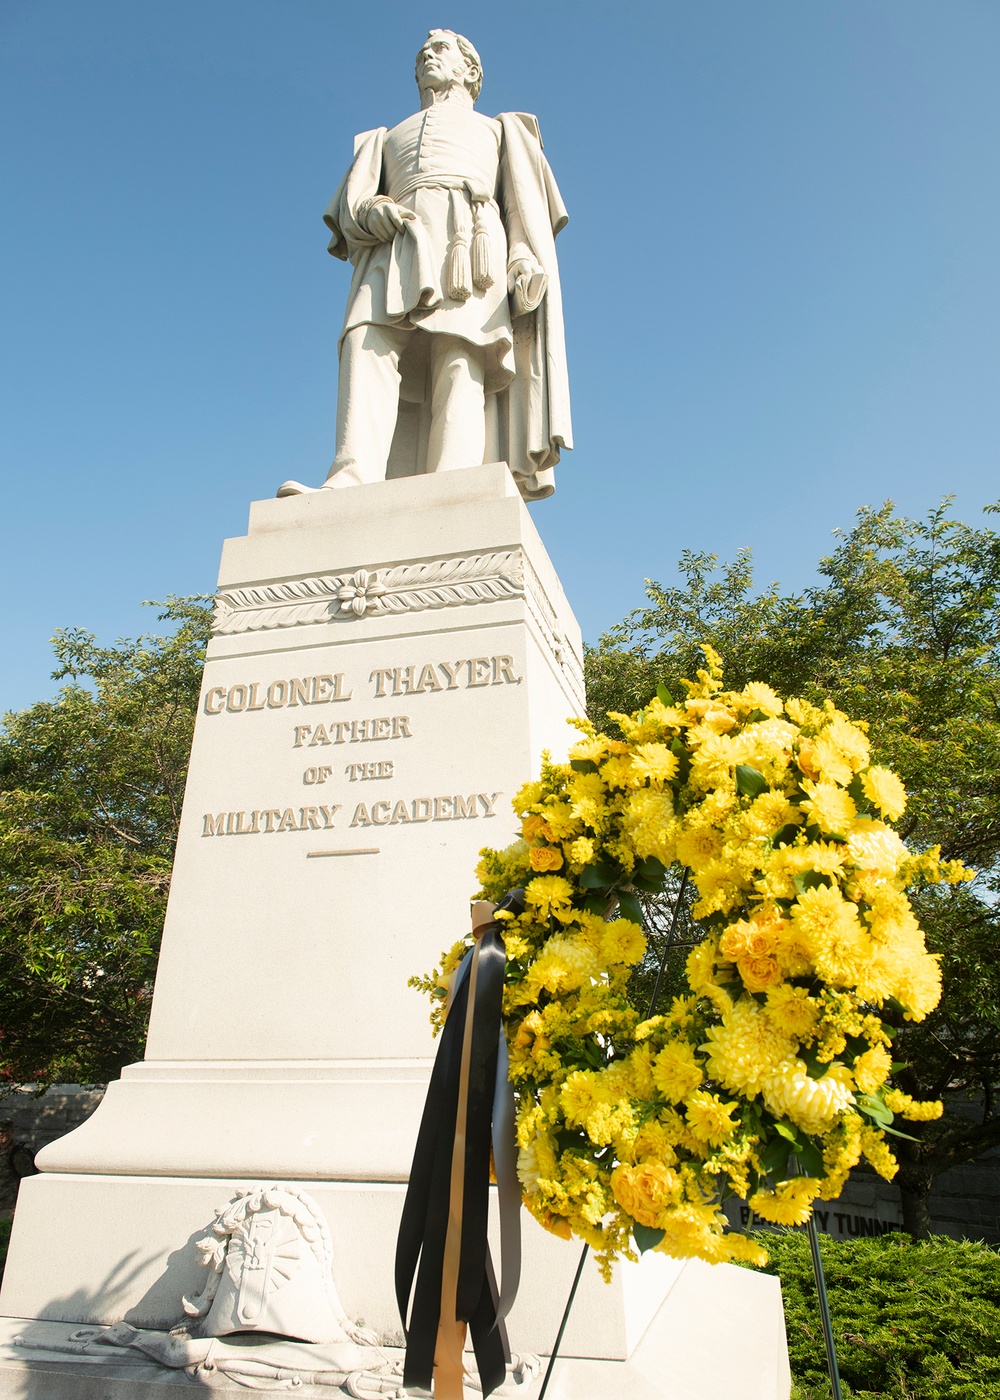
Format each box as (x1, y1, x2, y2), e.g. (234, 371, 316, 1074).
(530, 845, 564, 872)
(737, 953, 783, 993)
(610, 1162, 680, 1228)
(522, 814, 547, 841)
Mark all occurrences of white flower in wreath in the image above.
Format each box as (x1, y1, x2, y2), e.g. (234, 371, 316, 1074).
(337, 570, 386, 617)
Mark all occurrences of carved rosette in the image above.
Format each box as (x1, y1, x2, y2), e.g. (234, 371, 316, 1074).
(213, 552, 525, 635)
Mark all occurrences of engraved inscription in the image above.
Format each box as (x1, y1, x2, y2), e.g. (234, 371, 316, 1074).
(201, 792, 502, 836)
(204, 674, 352, 715)
(369, 656, 520, 697)
(346, 762, 394, 781)
(349, 793, 501, 826)
(293, 716, 412, 747)
(202, 805, 342, 836)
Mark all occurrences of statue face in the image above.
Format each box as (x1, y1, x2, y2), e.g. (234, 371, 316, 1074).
(416, 31, 474, 97)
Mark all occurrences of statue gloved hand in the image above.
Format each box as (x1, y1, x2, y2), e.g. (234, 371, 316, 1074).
(359, 196, 410, 242)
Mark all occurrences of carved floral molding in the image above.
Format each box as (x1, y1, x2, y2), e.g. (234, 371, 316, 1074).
(213, 552, 525, 635)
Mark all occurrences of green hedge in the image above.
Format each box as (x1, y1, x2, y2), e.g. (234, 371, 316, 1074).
(755, 1231, 1000, 1399)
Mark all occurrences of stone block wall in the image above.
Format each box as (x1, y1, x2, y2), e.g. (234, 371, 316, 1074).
(0, 1085, 106, 1155)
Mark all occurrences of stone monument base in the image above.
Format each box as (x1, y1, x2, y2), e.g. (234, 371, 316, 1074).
(0, 1178, 789, 1396)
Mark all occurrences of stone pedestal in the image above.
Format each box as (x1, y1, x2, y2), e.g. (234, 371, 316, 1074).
(0, 465, 790, 1397)
(22, 463, 585, 1189)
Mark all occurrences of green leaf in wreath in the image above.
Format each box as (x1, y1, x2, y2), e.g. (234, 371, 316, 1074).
(761, 1136, 793, 1180)
(792, 870, 830, 896)
(772, 823, 800, 848)
(774, 1120, 800, 1144)
(882, 1124, 921, 1142)
(635, 851, 666, 884)
(580, 862, 620, 890)
(617, 891, 645, 926)
(795, 1138, 825, 1178)
(735, 764, 768, 798)
(858, 1094, 895, 1129)
(570, 758, 599, 774)
(656, 683, 675, 707)
(847, 774, 867, 806)
(633, 1223, 666, 1254)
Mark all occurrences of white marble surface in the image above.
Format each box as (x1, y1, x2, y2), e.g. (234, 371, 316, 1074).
(37, 464, 583, 1182)
(0, 1179, 789, 1397)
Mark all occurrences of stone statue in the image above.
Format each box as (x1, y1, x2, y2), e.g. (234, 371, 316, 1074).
(278, 28, 571, 503)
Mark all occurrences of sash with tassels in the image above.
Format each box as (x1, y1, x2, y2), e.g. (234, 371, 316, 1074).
(395, 888, 525, 1400)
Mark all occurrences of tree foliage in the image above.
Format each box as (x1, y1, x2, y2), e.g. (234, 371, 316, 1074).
(588, 501, 1000, 1233)
(0, 598, 212, 1088)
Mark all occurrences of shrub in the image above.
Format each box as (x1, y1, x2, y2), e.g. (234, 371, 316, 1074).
(756, 1231, 1000, 1399)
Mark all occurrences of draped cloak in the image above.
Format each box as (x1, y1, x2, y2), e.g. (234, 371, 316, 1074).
(323, 111, 572, 501)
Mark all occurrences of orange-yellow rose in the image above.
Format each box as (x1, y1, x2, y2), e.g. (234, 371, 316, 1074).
(611, 1162, 680, 1228)
(737, 954, 783, 993)
(522, 814, 547, 841)
(530, 845, 564, 872)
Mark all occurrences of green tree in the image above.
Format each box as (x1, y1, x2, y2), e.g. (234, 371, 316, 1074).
(588, 500, 1000, 1236)
(0, 597, 212, 1089)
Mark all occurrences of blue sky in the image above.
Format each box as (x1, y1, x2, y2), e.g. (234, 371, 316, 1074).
(2, 0, 998, 713)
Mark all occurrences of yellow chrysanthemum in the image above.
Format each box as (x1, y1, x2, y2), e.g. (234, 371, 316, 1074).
(853, 1044, 892, 1094)
(675, 824, 725, 872)
(600, 755, 636, 789)
(701, 998, 795, 1097)
(846, 819, 908, 879)
(860, 766, 907, 822)
(651, 1041, 704, 1103)
(568, 735, 611, 765)
(740, 681, 785, 717)
(801, 781, 857, 837)
(765, 983, 820, 1040)
(790, 885, 870, 985)
(824, 716, 871, 775)
(750, 1176, 821, 1226)
(600, 918, 647, 966)
(567, 836, 596, 867)
(524, 874, 575, 917)
(762, 1061, 855, 1136)
(632, 743, 680, 787)
(685, 1091, 739, 1146)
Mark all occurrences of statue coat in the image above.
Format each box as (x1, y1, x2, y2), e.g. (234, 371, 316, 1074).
(323, 110, 572, 500)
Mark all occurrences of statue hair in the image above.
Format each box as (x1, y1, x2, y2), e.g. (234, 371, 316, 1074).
(418, 29, 483, 102)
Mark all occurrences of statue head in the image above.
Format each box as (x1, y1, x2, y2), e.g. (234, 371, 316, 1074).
(415, 30, 483, 104)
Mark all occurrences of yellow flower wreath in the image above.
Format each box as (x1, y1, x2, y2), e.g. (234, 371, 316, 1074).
(413, 648, 968, 1275)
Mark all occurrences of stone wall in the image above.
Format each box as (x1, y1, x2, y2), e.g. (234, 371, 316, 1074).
(0, 1086, 105, 1156)
(729, 1150, 1000, 1244)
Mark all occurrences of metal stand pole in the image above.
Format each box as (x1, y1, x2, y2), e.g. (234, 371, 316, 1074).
(806, 1212, 844, 1400)
(536, 1242, 588, 1400)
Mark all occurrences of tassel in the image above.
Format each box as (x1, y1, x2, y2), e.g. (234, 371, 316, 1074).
(448, 236, 472, 301)
(471, 207, 493, 291)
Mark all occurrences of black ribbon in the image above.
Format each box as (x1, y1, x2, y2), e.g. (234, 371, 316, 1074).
(395, 889, 525, 1398)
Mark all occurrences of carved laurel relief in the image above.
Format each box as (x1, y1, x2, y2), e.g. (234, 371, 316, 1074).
(213, 551, 525, 635)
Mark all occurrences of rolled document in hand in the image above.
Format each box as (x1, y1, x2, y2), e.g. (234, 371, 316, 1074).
(512, 270, 548, 316)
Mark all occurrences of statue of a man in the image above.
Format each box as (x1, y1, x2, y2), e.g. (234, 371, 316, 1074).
(278, 29, 571, 503)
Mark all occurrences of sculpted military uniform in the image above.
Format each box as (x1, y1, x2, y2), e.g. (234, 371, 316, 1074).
(314, 31, 572, 502)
